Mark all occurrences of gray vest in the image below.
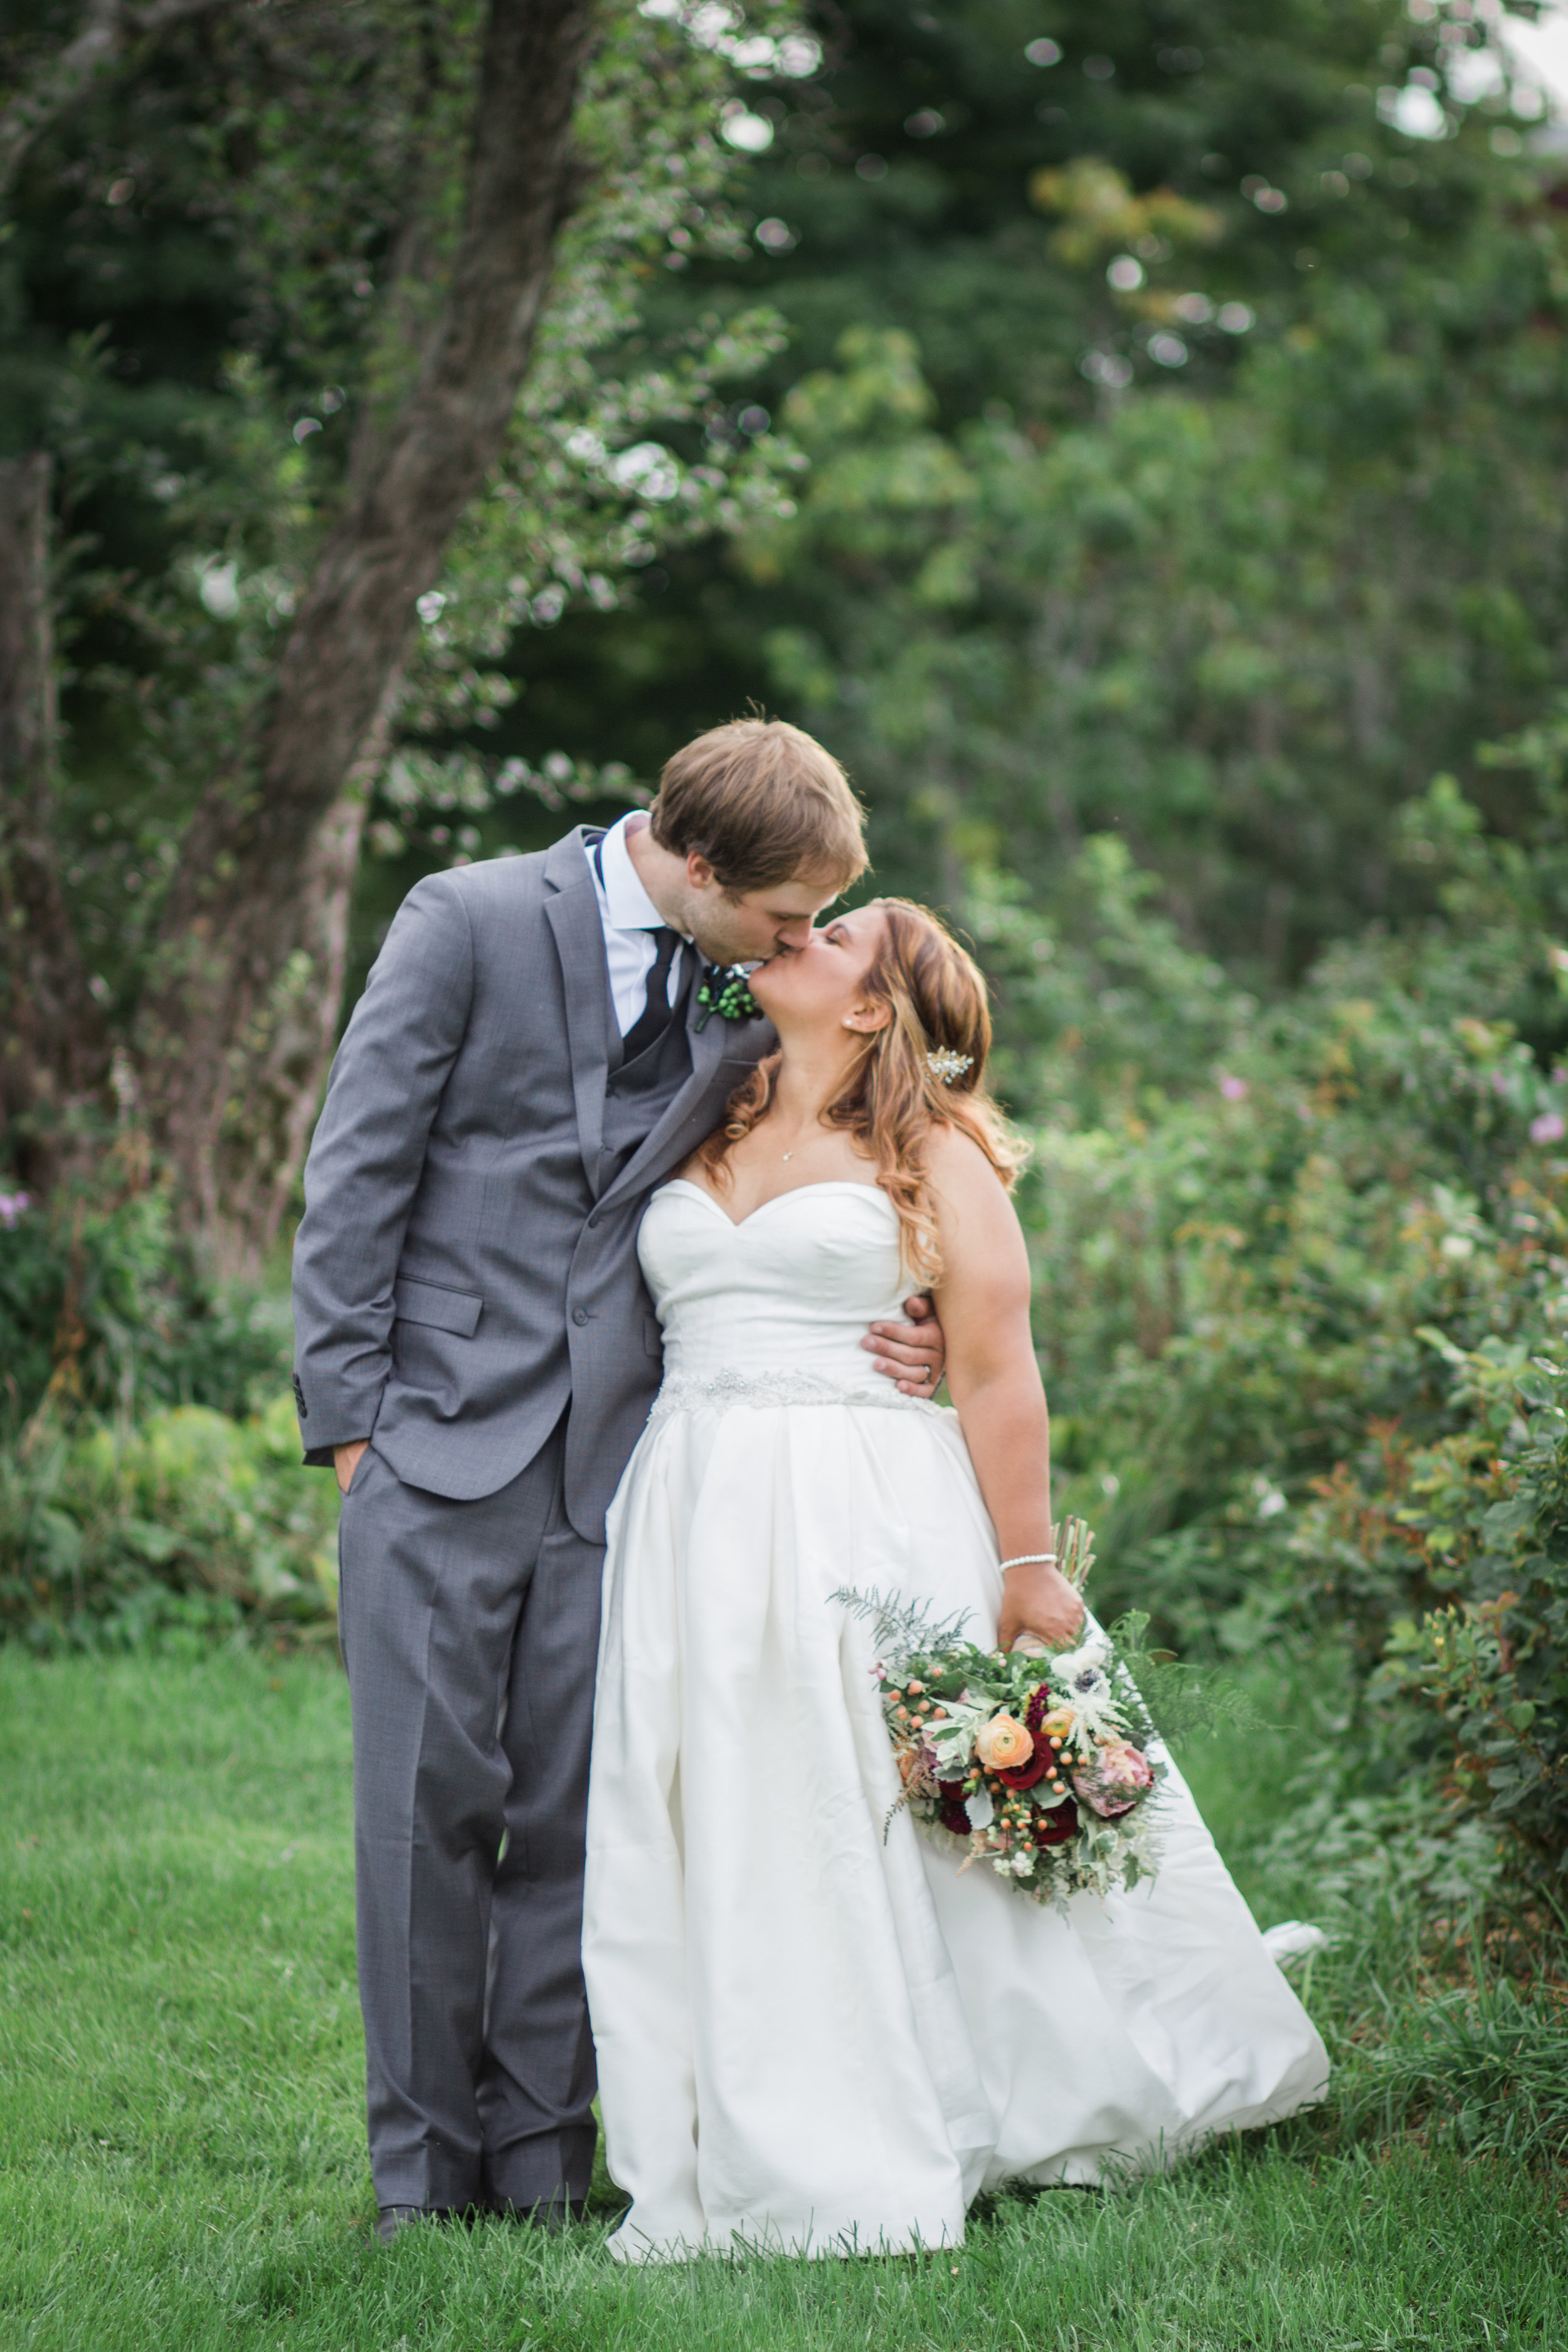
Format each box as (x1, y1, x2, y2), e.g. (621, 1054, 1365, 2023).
(598, 982, 696, 1194)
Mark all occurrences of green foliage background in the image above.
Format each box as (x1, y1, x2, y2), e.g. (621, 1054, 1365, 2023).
(6, 0, 1568, 1924)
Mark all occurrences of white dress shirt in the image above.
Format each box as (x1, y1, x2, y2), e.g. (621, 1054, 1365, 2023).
(583, 813, 687, 1037)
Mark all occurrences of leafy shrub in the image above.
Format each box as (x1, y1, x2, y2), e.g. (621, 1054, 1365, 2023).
(1251, 1781, 1505, 1934)
(1370, 1347, 1568, 1880)
(0, 1161, 287, 1430)
(0, 1147, 318, 1651)
(1001, 879, 1566, 1658)
(974, 758, 1568, 1904)
(0, 1396, 339, 1653)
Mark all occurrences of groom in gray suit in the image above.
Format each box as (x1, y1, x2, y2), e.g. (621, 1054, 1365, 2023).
(291, 719, 943, 2240)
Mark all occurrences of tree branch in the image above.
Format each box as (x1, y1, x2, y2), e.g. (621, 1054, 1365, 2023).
(262, 0, 601, 834)
(0, 0, 240, 204)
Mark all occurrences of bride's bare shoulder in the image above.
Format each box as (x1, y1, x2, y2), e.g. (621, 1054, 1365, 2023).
(926, 1121, 1004, 1185)
(926, 1121, 1020, 1231)
(923, 1127, 1029, 1305)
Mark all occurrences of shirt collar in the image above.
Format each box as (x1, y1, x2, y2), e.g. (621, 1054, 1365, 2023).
(597, 812, 671, 933)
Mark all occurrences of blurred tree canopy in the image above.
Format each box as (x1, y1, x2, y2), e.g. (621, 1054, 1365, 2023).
(507, 0, 1568, 972)
(3, 0, 1567, 1250)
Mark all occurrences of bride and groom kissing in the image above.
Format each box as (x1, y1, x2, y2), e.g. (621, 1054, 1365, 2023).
(291, 718, 1325, 2259)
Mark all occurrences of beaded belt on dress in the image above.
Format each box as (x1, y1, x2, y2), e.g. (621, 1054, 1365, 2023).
(648, 1367, 941, 1419)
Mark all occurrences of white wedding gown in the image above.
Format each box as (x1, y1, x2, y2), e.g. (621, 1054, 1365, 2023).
(582, 1180, 1328, 2260)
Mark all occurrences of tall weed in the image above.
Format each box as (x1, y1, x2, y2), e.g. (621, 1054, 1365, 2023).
(1335, 1974, 1568, 2163)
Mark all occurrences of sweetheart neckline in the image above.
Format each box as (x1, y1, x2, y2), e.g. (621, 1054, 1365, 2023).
(655, 1177, 894, 1235)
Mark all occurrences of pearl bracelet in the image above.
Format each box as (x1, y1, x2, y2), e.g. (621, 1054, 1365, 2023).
(999, 1552, 1057, 1571)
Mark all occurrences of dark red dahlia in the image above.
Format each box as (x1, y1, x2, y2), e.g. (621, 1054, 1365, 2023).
(937, 1779, 972, 1838)
(997, 1751, 1051, 1791)
(1032, 1798, 1079, 1848)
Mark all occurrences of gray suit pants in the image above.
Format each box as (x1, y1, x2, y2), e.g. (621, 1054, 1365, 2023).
(336, 1419, 601, 2213)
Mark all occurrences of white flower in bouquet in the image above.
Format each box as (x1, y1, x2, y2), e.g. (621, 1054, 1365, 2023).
(1051, 1637, 1110, 1685)
(1049, 1640, 1125, 1738)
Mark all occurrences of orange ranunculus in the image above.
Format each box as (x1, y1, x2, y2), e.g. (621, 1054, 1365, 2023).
(974, 1711, 1034, 1771)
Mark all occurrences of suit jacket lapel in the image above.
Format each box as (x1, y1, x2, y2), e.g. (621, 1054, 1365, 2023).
(543, 830, 612, 1198)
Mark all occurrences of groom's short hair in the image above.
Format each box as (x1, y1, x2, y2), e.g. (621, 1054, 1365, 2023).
(649, 719, 867, 896)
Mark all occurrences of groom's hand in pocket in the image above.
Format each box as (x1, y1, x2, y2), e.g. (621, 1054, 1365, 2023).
(334, 1441, 369, 1496)
(863, 1293, 945, 1397)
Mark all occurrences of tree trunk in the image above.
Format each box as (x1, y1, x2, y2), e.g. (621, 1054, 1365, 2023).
(135, 0, 599, 1269)
(0, 454, 109, 1184)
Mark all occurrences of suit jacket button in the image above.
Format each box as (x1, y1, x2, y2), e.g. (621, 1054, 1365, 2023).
(572, 1306, 589, 1326)
(586, 1212, 600, 1229)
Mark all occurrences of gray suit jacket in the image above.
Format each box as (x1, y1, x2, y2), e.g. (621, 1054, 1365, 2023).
(290, 829, 771, 1538)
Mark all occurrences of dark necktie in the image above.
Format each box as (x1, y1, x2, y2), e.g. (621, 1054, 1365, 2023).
(621, 926, 681, 1059)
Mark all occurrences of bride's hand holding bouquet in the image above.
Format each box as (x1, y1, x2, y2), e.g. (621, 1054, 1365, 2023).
(997, 1547, 1083, 1653)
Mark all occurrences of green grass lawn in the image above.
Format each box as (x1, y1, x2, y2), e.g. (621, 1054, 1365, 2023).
(1, 1649, 1563, 2351)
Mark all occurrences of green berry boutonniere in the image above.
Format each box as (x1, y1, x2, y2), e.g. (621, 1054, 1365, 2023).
(696, 963, 761, 1030)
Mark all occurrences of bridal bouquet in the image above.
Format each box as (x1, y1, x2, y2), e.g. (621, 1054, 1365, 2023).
(839, 1521, 1239, 1906)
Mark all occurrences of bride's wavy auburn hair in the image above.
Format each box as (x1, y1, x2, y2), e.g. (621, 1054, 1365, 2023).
(699, 898, 1025, 1281)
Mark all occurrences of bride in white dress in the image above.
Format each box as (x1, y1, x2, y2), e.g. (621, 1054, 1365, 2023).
(582, 898, 1327, 2260)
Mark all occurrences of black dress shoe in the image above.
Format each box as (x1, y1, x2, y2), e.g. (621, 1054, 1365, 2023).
(375, 2205, 452, 2245)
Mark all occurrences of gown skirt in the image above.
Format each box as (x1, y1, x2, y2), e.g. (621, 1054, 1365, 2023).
(583, 1305, 1328, 2260)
